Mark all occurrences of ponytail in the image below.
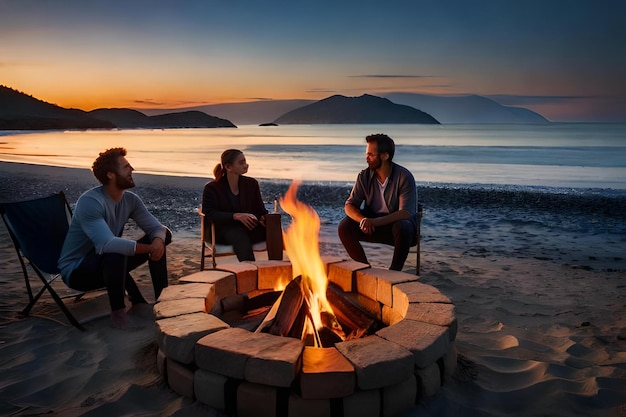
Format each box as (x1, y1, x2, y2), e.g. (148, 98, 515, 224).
(213, 163, 224, 180)
(214, 149, 243, 180)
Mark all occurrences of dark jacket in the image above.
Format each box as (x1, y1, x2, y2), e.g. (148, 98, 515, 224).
(202, 175, 268, 230)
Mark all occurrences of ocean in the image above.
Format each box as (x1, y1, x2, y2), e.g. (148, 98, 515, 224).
(1, 123, 625, 192)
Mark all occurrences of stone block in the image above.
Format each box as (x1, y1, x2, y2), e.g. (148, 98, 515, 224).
(344, 292, 382, 321)
(368, 268, 417, 307)
(245, 334, 304, 387)
(392, 281, 451, 316)
(180, 269, 233, 283)
(157, 348, 166, 377)
(335, 335, 413, 390)
(157, 282, 212, 302)
(415, 362, 441, 399)
(181, 269, 237, 301)
(288, 392, 332, 417)
(194, 369, 229, 412)
(405, 303, 457, 341)
(382, 375, 417, 417)
(215, 263, 257, 295)
(442, 343, 458, 382)
(237, 381, 278, 417)
(376, 320, 450, 368)
(342, 388, 380, 417)
(155, 312, 229, 364)
(167, 358, 195, 399)
(328, 260, 368, 292)
(195, 328, 251, 379)
(153, 297, 206, 320)
(300, 347, 355, 399)
(354, 269, 378, 301)
(255, 260, 293, 290)
(320, 255, 345, 273)
(382, 304, 404, 326)
(196, 328, 304, 387)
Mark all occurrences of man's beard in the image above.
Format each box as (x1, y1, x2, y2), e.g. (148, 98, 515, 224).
(368, 158, 382, 170)
(115, 173, 135, 189)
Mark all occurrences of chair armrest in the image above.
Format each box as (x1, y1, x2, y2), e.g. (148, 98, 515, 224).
(265, 213, 283, 260)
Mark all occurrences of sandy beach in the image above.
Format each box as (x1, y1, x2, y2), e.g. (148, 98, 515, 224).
(1, 161, 625, 417)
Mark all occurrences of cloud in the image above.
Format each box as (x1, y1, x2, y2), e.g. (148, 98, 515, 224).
(348, 74, 434, 79)
(245, 97, 283, 101)
(133, 99, 211, 107)
(305, 88, 338, 94)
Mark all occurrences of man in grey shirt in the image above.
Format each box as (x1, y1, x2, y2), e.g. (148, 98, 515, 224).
(58, 147, 171, 329)
(338, 134, 417, 271)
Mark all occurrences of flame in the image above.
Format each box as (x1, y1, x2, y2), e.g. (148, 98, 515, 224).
(279, 181, 335, 332)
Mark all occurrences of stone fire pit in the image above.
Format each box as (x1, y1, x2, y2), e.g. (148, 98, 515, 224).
(154, 257, 457, 417)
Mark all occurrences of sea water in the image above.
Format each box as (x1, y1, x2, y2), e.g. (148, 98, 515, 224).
(1, 123, 625, 192)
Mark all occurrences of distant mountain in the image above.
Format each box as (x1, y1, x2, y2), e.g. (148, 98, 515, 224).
(274, 94, 440, 124)
(137, 99, 314, 126)
(89, 108, 236, 128)
(143, 93, 549, 125)
(0, 85, 115, 130)
(381, 93, 549, 124)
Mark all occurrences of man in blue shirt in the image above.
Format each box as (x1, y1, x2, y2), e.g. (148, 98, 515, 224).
(58, 147, 171, 329)
(338, 134, 418, 271)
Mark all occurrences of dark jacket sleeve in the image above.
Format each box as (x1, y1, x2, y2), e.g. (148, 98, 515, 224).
(239, 176, 268, 219)
(202, 176, 267, 224)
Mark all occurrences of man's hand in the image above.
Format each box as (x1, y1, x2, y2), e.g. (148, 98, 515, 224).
(359, 217, 375, 235)
(148, 237, 165, 261)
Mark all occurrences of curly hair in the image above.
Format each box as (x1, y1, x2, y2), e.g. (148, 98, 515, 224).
(92, 147, 127, 185)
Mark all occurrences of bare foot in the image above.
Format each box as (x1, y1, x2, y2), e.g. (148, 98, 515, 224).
(127, 303, 155, 320)
(110, 308, 145, 331)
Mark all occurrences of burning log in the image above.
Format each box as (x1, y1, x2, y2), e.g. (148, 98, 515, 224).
(256, 276, 346, 347)
(326, 282, 383, 339)
(251, 182, 381, 347)
(267, 276, 306, 337)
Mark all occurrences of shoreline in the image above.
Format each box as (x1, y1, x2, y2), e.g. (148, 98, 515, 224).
(1, 161, 625, 416)
(3, 160, 625, 209)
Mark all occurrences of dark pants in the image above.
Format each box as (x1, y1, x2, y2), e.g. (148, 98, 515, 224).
(68, 230, 171, 311)
(338, 216, 416, 271)
(215, 222, 266, 261)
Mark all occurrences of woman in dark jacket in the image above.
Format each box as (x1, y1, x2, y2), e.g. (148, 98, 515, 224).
(202, 149, 268, 261)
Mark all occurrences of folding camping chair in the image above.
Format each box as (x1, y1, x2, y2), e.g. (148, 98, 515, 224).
(0, 192, 88, 330)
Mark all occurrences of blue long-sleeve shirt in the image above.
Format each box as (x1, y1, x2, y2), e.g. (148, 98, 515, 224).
(58, 186, 167, 282)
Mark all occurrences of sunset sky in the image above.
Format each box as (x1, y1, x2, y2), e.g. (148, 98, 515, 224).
(1, 0, 625, 122)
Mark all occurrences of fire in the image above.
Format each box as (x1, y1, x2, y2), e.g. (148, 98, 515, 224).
(279, 181, 343, 341)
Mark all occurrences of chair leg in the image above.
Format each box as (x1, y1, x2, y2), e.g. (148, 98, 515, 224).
(46, 282, 86, 331)
(416, 246, 420, 275)
(27, 274, 86, 330)
(22, 284, 47, 316)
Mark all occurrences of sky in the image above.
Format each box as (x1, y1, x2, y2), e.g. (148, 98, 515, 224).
(1, 0, 625, 122)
